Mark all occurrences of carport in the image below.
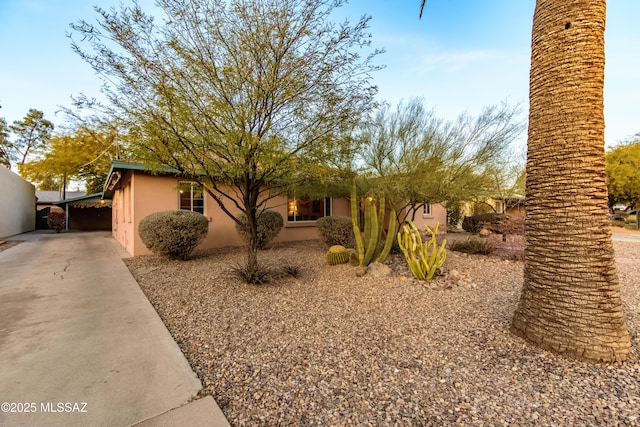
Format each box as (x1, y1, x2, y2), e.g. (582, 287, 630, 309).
(53, 192, 112, 231)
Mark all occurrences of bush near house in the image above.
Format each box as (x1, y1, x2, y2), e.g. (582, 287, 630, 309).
(138, 210, 209, 260)
(235, 209, 284, 249)
(316, 216, 355, 248)
(47, 211, 66, 233)
(461, 212, 504, 233)
(481, 215, 525, 241)
(449, 238, 496, 255)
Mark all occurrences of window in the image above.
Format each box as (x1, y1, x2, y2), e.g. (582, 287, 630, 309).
(495, 201, 504, 214)
(178, 181, 204, 214)
(287, 196, 331, 222)
(423, 203, 432, 216)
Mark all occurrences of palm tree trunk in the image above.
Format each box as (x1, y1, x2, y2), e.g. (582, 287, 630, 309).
(511, 0, 629, 362)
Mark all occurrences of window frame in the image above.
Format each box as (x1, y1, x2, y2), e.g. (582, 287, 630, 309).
(287, 196, 332, 223)
(178, 181, 205, 214)
(422, 203, 432, 217)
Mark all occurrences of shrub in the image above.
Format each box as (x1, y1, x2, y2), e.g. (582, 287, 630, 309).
(138, 210, 209, 260)
(235, 209, 283, 249)
(316, 216, 355, 247)
(47, 211, 66, 233)
(461, 212, 503, 233)
(273, 259, 303, 279)
(481, 215, 525, 241)
(449, 238, 496, 255)
(229, 260, 272, 285)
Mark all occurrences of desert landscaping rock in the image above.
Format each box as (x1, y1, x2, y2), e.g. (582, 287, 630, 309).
(125, 237, 640, 426)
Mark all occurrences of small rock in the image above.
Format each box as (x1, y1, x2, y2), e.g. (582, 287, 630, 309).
(368, 262, 391, 277)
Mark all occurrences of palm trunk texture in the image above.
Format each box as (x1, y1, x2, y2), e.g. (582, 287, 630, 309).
(511, 0, 630, 362)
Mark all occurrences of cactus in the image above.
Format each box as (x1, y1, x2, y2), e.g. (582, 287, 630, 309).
(350, 179, 398, 269)
(397, 221, 447, 281)
(326, 245, 350, 265)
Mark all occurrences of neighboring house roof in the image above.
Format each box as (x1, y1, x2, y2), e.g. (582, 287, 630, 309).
(36, 190, 86, 205)
(53, 193, 112, 208)
(102, 160, 181, 199)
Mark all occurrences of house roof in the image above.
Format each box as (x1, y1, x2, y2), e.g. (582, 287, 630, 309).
(102, 161, 181, 199)
(53, 192, 112, 208)
(36, 190, 86, 204)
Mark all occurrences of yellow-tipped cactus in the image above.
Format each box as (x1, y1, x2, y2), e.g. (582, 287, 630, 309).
(397, 221, 447, 281)
(326, 245, 350, 265)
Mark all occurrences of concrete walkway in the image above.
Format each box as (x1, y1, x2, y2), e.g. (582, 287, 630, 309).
(0, 231, 229, 427)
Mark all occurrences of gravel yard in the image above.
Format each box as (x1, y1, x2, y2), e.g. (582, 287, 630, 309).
(125, 235, 640, 426)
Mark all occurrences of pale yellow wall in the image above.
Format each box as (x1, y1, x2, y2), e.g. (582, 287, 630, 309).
(0, 165, 35, 238)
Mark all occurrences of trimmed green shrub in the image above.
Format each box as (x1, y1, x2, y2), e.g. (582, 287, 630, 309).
(449, 238, 496, 255)
(138, 210, 209, 260)
(47, 211, 66, 233)
(316, 216, 355, 247)
(235, 209, 283, 249)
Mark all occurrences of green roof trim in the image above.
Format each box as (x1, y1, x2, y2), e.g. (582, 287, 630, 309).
(53, 192, 112, 208)
(102, 161, 182, 199)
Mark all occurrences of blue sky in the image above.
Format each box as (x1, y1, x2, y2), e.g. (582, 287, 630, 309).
(1, 0, 639, 148)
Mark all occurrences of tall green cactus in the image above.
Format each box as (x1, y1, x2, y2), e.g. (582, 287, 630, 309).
(397, 221, 447, 281)
(350, 179, 398, 267)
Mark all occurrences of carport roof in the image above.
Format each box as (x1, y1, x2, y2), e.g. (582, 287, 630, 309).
(53, 193, 112, 208)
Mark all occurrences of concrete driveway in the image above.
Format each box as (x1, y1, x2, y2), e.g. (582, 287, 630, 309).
(0, 231, 228, 426)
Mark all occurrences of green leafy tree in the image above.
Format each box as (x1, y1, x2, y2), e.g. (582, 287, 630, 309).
(606, 137, 640, 209)
(359, 98, 524, 224)
(0, 118, 10, 168)
(9, 109, 54, 166)
(20, 124, 120, 197)
(70, 0, 380, 272)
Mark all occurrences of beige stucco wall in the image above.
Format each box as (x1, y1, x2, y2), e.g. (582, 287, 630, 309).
(0, 165, 35, 239)
(112, 171, 356, 256)
(410, 203, 448, 232)
(111, 170, 446, 256)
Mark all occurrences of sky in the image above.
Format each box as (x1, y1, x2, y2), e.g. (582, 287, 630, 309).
(1, 0, 639, 149)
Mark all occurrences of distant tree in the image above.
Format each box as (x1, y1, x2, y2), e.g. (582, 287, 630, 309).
(359, 98, 524, 224)
(70, 0, 380, 273)
(606, 137, 640, 209)
(0, 118, 10, 168)
(10, 109, 54, 166)
(20, 124, 119, 197)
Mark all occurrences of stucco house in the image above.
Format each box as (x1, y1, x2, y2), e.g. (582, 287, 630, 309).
(102, 161, 446, 256)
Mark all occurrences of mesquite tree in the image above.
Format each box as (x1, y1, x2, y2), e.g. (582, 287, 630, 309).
(71, 0, 381, 273)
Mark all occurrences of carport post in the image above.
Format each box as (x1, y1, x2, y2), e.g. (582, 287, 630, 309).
(65, 203, 69, 231)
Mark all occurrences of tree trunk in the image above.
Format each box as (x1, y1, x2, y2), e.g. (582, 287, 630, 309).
(511, 0, 630, 362)
(245, 206, 260, 273)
